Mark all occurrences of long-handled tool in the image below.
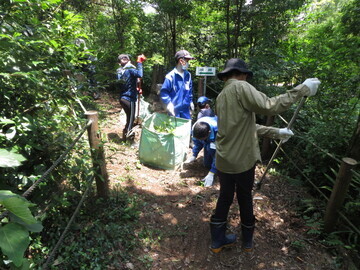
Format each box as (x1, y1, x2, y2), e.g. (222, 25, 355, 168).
(135, 77, 142, 125)
(255, 96, 307, 190)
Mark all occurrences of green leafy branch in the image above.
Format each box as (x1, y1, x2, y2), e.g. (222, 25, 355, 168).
(0, 151, 43, 269)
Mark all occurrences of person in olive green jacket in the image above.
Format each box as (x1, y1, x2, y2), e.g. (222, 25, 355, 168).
(209, 58, 320, 254)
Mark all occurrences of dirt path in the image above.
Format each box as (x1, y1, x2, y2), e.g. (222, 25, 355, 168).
(98, 92, 339, 270)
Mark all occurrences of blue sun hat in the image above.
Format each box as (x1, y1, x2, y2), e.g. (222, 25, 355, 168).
(197, 96, 210, 106)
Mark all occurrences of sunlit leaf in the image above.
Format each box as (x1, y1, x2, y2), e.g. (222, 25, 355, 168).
(5, 126, 16, 140)
(0, 195, 37, 225)
(0, 118, 15, 125)
(0, 149, 26, 168)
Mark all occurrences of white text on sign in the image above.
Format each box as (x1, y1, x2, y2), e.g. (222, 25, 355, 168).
(196, 67, 216, 76)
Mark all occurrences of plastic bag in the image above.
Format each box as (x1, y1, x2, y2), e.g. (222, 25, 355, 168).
(139, 113, 191, 170)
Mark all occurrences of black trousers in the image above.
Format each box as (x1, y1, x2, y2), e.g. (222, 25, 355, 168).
(213, 166, 255, 226)
(120, 98, 136, 134)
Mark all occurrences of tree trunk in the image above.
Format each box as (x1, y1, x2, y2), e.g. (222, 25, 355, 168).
(111, 0, 125, 50)
(233, 0, 244, 58)
(171, 15, 176, 57)
(225, 0, 231, 58)
(346, 114, 360, 161)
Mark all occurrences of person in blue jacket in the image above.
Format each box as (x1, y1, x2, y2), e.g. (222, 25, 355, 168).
(191, 116, 218, 187)
(196, 96, 215, 119)
(160, 50, 195, 119)
(117, 53, 146, 140)
(186, 96, 215, 164)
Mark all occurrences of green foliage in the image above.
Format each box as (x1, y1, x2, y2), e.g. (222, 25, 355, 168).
(0, 0, 98, 268)
(0, 0, 359, 267)
(0, 149, 26, 168)
(29, 188, 156, 269)
(0, 223, 29, 268)
(153, 118, 176, 134)
(0, 190, 42, 269)
(0, 0, 94, 187)
(275, 0, 360, 257)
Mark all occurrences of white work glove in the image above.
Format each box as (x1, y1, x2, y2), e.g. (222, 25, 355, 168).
(167, 102, 175, 116)
(190, 102, 195, 111)
(203, 172, 214, 187)
(185, 155, 196, 164)
(302, 78, 321, 96)
(278, 128, 294, 143)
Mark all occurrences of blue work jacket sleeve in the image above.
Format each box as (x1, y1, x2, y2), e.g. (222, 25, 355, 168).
(189, 75, 193, 102)
(210, 157, 217, 174)
(128, 62, 143, 78)
(192, 138, 204, 157)
(160, 76, 173, 105)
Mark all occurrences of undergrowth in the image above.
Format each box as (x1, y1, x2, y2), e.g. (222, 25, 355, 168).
(285, 175, 360, 269)
(29, 185, 155, 269)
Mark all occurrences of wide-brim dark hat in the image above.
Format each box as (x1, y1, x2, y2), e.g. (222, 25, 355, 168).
(217, 58, 253, 80)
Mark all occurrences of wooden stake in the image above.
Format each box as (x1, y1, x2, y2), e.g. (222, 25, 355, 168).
(85, 111, 109, 198)
(324, 157, 357, 233)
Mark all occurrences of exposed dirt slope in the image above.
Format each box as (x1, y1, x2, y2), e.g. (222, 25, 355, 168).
(98, 92, 343, 270)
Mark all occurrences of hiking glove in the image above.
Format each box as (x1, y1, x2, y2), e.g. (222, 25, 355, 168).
(137, 54, 147, 63)
(167, 102, 175, 116)
(302, 78, 321, 96)
(203, 172, 214, 187)
(278, 128, 294, 143)
(185, 155, 196, 164)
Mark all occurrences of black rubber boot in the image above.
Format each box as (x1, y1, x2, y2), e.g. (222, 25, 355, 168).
(122, 128, 127, 141)
(209, 216, 236, 253)
(241, 222, 255, 252)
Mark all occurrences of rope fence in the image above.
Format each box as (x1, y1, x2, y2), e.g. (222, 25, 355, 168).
(265, 107, 359, 234)
(1, 108, 109, 270)
(277, 114, 359, 177)
(23, 120, 92, 198)
(1, 89, 357, 267)
(277, 143, 360, 235)
(0, 120, 92, 221)
(0, 74, 110, 268)
(42, 175, 95, 270)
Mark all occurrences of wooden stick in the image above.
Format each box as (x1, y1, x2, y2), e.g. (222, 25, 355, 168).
(255, 97, 307, 190)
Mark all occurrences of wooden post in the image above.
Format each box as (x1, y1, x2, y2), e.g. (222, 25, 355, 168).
(85, 111, 109, 198)
(198, 77, 204, 97)
(324, 157, 357, 232)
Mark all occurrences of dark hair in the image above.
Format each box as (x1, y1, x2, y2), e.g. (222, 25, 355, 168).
(193, 122, 210, 140)
(197, 100, 210, 109)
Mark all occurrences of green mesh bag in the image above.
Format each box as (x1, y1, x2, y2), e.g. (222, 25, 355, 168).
(139, 113, 191, 170)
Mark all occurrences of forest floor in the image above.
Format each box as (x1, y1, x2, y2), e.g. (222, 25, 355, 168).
(96, 91, 350, 270)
